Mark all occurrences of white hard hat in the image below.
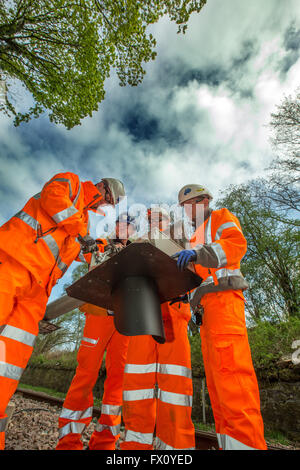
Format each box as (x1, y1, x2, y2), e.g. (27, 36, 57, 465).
(101, 178, 125, 205)
(178, 185, 213, 205)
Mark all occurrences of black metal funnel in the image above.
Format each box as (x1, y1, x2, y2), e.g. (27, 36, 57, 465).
(66, 242, 202, 344)
(112, 276, 165, 344)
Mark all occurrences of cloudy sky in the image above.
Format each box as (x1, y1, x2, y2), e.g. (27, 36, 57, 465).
(0, 0, 299, 301)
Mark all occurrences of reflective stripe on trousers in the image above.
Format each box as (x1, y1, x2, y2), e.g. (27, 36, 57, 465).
(124, 362, 192, 378)
(101, 404, 122, 416)
(59, 406, 93, 421)
(123, 388, 192, 407)
(217, 433, 258, 450)
(156, 437, 195, 450)
(59, 422, 86, 439)
(0, 325, 36, 347)
(95, 423, 120, 436)
(94, 404, 122, 436)
(58, 406, 93, 439)
(0, 362, 24, 381)
(124, 429, 153, 446)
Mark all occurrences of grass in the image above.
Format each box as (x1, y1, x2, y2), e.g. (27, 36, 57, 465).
(193, 421, 297, 448)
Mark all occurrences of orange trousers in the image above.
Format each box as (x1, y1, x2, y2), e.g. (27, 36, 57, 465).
(56, 314, 130, 450)
(121, 306, 195, 450)
(0, 250, 48, 450)
(200, 290, 267, 450)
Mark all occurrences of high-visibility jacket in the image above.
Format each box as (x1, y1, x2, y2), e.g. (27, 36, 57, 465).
(0, 172, 103, 294)
(189, 208, 248, 308)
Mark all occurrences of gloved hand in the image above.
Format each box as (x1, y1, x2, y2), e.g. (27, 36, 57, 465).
(78, 234, 99, 254)
(171, 250, 197, 271)
(169, 294, 189, 305)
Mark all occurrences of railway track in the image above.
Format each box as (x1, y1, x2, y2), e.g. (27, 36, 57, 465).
(11, 387, 293, 451)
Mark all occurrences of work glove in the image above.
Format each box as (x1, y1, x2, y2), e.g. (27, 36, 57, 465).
(78, 234, 99, 254)
(171, 250, 197, 271)
(169, 294, 189, 305)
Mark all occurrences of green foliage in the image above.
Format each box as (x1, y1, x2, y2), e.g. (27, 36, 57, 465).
(0, 0, 207, 128)
(189, 318, 300, 376)
(189, 332, 204, 376)
(30, 349, 79, 368)
(216, 181, 300, 322)
(247, 317, 300, 371)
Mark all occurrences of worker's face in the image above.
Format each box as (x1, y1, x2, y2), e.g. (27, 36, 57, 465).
(183, 196, 210, 224)
(148, 213, 170, 232)
(94, 181, 114, 206)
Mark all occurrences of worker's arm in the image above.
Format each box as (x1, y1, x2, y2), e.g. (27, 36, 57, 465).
(173, 209, 247, 270)
(40, 172, 87, 237)
(194, 208, 247, 268)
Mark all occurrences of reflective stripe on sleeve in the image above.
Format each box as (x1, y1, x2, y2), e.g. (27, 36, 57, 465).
(156, 437, 195, 450)
(59, 406, 93, 421)
(0, 361, 24, 381)
(44, 177, 73, 199)
(210, 242, 227, 268)
(158, 364, 192, 379)
(13, 211, 39, 231)
(158, 389, 192, 407)
(95, 423, 120, 436)
(101, 404, 121, 416)
(0, 325, 36, 347)
(124, 363, 157, 374)
(215, 222, 240, 240)
(123, 389, 155, 401)
(52, 205, 79, 224)
(52, 182, 81, 224)
(124, 429, 153, 445)
(58, 422, 86, 439)
(0, 417, 8, 432)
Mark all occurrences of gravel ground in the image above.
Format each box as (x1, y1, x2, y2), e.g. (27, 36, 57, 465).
(5, 393, 298, 451)
(5, 393, 125, 451)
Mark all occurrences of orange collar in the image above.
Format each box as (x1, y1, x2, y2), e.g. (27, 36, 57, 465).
(82, 181, 103, 213)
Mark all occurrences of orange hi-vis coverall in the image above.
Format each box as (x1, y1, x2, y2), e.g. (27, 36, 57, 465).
(56, 239, 130, 450)
(190, 208, 267, 450)
(0, 172, 104, 450)
(121, 301, 195, 450)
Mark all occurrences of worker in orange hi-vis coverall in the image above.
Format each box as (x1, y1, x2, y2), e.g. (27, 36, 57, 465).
(172, 184, 267, 451)
(56, 213, 136, 451)
(121, 207, 195, 451)
(0, 173, 125, 450)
